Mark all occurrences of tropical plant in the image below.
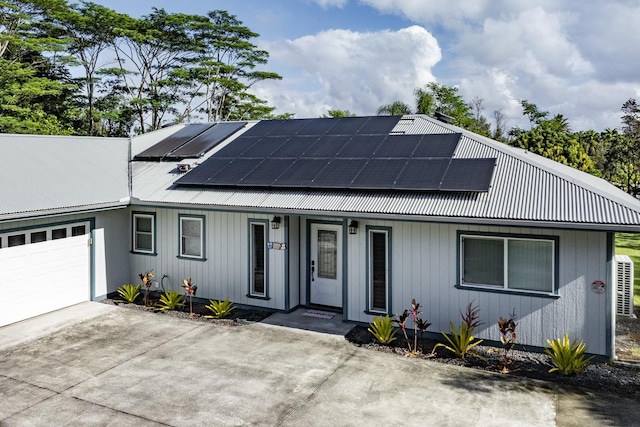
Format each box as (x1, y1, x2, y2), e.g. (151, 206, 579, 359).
(367, 315, 398, 345)
(156, 290, 185, 311)
(394, 299, 431, 356)
(116, 284, 141, 304)
(204, 297, 237, 319)
(138, 269, 155, 306)
(544, 334, 594, 375)
(182, 278, 198, 316)
(433, 301, 484, 360)
(498, 310, 518, 373)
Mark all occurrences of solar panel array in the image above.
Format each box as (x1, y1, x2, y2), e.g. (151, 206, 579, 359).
(174, 117, 496, 192)
(135, 122, 247, 160)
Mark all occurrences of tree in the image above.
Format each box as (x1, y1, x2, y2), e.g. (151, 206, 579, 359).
(493, 109, 508, 142)
(520, 100, 549, 129)
(414, 82, 473, 128)
(377, 101, 411, 116)
(321, 109, 356, 118)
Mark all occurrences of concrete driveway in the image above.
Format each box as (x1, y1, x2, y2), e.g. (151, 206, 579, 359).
(0, 304, 636, 426)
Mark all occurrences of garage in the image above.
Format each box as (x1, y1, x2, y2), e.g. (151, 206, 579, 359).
(0, 233, 91, 327)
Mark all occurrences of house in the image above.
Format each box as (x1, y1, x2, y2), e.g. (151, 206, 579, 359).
(2, 115, 640, 358)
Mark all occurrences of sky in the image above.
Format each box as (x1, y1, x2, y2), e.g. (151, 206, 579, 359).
(92, 0, 640, 132)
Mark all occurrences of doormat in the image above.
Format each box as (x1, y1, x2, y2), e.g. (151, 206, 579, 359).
(303, 310, 336, 319)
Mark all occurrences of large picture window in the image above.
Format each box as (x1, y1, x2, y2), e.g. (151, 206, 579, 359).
(133, 212, 155, 254)
(368, 228, 391, 313)
(249, 221, 267, 297)
(460, 234, 556, 294)
(180, 216, 204, 259)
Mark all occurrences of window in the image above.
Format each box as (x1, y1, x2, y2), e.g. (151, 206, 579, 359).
(31, 231, 47, 243)
(460, 234, 556, 294)
(71, 225, 86, 236)
(180, 216, 204, 259)
(368, 228, 390, 313)
(249, 221, 267, 297)
(133, 213, 155, 254)
(52, 228, 67, 240)
(8, 234, 25, 247)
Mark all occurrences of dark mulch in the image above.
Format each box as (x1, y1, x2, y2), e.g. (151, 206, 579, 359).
(345, 325, 640, 397)
(102, 291, 275, 325)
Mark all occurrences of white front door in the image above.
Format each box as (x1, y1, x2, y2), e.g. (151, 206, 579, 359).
(310, 223, 343, 308)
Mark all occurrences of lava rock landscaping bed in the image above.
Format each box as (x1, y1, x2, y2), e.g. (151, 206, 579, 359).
(345, 325, 640, 397)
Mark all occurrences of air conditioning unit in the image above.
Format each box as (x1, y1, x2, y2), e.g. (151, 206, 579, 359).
(615, 255, 634, 317)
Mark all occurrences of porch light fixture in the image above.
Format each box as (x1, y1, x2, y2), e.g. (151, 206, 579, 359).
(348, 220, 359, 235)
(271, 216, 281, 230)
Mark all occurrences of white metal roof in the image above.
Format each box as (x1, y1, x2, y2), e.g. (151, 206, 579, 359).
(130, 115, 640, 231)
(0, 134, 130, 220)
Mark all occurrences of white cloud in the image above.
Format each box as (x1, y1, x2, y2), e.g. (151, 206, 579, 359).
(257, 25, 441, 118)
(313, 0, 348, 8)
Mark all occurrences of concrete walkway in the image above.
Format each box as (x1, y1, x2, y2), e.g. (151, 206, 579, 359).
(0, 304, 637, 426)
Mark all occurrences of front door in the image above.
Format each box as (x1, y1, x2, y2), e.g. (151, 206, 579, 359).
(310, 223, 342, 308)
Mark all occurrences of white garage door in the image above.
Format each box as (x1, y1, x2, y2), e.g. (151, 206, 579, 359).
(0, 234, 90, 327)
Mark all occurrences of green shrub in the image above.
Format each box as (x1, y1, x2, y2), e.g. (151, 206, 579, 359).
(156, 290, 185, 311)
(116, 284, 141, 304)
(368, 315, 398, 344)
(433, 301, 484, 360)
(204, 297, 236, 319)
(544, 334, 594, 375)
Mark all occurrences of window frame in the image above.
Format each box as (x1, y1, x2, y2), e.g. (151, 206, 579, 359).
(458, 231, 559, 297)
(132, 212, 156, 255)
(366, 226, 392, 314)
(247, 219, 269, 299)
(178, 215, 206, 260)
(0, 220, 91, 248)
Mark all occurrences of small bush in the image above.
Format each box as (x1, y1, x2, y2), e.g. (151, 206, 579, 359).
(182, 278, 198, 316)
(138, 269, 155, 306)
(433, 301, 484, 360)
(368, 315, 398, 344)
(204, 297, 237, 319)
(156, 290, 185, 311)
(394, 299, 431, 355)
(544, 333, 594, 375)
(498, 311, 518, 373)
(116, 284, 141, 304)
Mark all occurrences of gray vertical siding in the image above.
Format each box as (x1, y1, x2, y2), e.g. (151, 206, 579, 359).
(128, 208, 287, 310)
(345, 220, 611, 356)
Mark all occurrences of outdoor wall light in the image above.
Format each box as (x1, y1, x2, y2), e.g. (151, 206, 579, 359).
(348, 220, 359, 235)
(271, 216, 281, 229)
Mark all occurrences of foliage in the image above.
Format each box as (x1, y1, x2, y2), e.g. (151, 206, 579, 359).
(377, 101, 411, 116)
(433, 301, 484, 360)
(138, 269, 155, 306)
(497, 311, 518, 373)
(322, 109, 356, 118)
(367, 315, 398, 345)
(615, 233, 640, 307)
(116, 283, 141, 304)
(394, 299, 431, 356)
(156, 290, 185, 311)
(182, 278, 197, 316)
(544, 333, 594, 375)
(204, 297, 237, 319)
(414, 83, 475, 131)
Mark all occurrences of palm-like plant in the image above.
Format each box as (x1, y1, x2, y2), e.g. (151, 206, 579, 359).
(433, 301, 484, 360)
(368, 315, 398, 345)
(156, 290, 185, 311)
(116, 284, 141, 304)
(204, 297, 237, 319)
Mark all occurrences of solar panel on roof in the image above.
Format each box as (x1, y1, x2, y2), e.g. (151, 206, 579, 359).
(214, 136, 260, 157)
(271, 136, 319, 157)
(302, 135, 351, 157)
(174, 158, 233, 185)
(350, 159, 407, 189)
(393, 158, 450, 190)
(135, 124, 214, 160)
(439, 158, 496, 191)
(166, 122, 246, 159)
(274, 159, 329, 186)
(373, 135, 422, 158)
(268, 119, 313, 136)
(311, 159, 367, 187)
(297, 118, 338, 135)
(239, 158, 292, 185)
(238, 136, 288, 158)
(325, 117, 370, 135)
(337, 135, 385, 158)
(207, 158, 263, 185)
(241, 120, 285, 137)
(412, 133, 460, 158)
(357, 116, 401, 134)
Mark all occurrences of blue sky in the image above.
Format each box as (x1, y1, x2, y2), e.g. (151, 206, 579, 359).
(93, 0, 640, 132)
